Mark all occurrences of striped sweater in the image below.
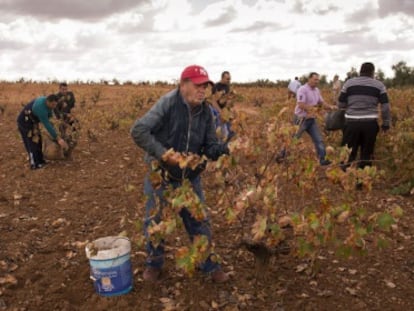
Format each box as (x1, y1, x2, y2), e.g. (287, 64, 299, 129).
(338, 76, 390, 126)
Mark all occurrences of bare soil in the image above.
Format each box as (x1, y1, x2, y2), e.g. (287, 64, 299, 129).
(1, 84, 414, 311)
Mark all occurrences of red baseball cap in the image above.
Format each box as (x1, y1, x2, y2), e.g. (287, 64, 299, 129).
(180, 65, 213, 85)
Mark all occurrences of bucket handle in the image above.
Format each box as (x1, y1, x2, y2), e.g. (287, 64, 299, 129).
(107, 237, 130, 249)
(92, 237, 130, 251)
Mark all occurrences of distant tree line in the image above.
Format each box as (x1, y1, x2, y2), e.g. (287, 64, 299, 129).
(377, 61, 414, 88)
(2, 60, 413, 88)
(234, 60, 414, 89)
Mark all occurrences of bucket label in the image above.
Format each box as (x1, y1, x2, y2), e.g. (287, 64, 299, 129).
(91, 259, 132, 295)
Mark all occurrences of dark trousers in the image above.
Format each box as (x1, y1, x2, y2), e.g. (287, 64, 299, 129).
(341, 120, 379, 169)
(18, 124, 44, 167)
(143, 175, 220, 273)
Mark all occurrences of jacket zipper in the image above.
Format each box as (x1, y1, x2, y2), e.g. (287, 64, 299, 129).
(182, 104, 192, 179)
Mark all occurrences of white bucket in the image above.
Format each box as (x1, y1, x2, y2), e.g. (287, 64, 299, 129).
(85, 236, 133, 296)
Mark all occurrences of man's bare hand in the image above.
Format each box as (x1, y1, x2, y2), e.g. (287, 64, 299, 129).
(57, 137, 69, 151)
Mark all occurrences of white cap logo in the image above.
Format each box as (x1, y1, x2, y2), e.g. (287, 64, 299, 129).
(199, 68, 207, 76)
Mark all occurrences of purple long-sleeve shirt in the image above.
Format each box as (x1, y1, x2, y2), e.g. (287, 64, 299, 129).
(294, 83, 324, 118)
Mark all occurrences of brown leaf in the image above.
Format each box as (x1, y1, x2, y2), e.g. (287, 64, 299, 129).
(13, 193, 22, 200)
(337, 210, 350, 223)
(159, 297, 176, 311)
(211, 300, 219, 309)
(71, 241, 88, 249)
(251, 215, 267, 241)
(345, 287, 357, 296)
(0, 274, 17, 285)
(278, 215, 293, 227)
(52, 218, 68, 227)
(385, 280, 396, 288)
(66, 250, 77, 259)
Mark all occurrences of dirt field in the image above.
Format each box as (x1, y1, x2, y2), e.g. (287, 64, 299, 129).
(1, 83, 414, 310)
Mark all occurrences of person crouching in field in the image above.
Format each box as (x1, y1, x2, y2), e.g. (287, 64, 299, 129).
(17, 94, 68, 170)
(131, 65, 230, 283)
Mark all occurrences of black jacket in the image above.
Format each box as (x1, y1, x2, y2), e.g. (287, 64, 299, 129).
(131, 88, 228, 180)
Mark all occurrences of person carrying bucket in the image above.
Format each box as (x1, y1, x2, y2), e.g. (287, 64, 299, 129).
(131, 65, 230, 283)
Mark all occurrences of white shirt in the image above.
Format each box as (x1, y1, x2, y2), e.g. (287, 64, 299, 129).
(288, 79, 301, 94)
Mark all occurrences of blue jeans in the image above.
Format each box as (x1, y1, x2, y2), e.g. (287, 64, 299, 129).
(294, 117, 326, 161)
(143, 174, 220, 273)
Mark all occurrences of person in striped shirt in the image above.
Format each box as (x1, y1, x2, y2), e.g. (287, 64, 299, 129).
(338, 62, 391, 169)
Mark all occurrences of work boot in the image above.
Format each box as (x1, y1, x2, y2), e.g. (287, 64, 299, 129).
(339, 161, 349, 172)
(211, 268, 229, 283)
(31, 163, 46, 170)
(143, 266, 161, 282)
(319, 159, 331, 166)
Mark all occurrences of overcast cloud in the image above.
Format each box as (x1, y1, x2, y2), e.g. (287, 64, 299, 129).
(0, 0, 413, 83)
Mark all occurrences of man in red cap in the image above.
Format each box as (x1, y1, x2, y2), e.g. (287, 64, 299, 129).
(131, 65, 230, 283)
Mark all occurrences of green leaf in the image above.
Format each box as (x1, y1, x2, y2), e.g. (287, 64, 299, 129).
(297, 237, 313, 257)
(171, 196, 185, 208)
(268, 223, 281, 237)
(165, 219, 177, 235)
(176, 247, 194, 275)
(376, 237, 389, 250)
(377, 213, 395, 231)
(335, 244, 353, 258)
(392, 205, 404, 218)
(355, 226, 367, 237)
(225, 208, 237, 223)
(291, 213, 301, 225)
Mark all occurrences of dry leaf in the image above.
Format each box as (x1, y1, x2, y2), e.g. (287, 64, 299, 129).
(385, 281, 396, 288)
(159, 297, 176, 311)
(71, 241, 88, 248)
(337, 210, 350, 223)
(345, 287, 357, 296)
(52, 218, 67, 227)
(0, 261, 7, 270)
(66, 251, 76, 259)
(13, 193, 22, 200)
(0, 274, 17, 285)
(278, 215, 293, 227)
(118, 230, 128, 237)
(295, 263, 308, 273)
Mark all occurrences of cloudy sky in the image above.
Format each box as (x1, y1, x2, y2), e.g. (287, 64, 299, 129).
(0, 0, 413, 83)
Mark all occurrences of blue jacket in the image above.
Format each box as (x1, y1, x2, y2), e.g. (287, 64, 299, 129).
(131, 88, 228, 180)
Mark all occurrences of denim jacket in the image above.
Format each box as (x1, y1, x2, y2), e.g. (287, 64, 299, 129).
(131, 88, 228, 180)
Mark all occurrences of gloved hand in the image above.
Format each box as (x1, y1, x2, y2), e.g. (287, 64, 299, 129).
(225, 131, 236, 143)
(381, 125, 390, 132)
(193, 160, 207, 175)
(222, 143, 230, 155)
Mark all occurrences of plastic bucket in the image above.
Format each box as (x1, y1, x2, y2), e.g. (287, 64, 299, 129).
(85, 236, 133, 296)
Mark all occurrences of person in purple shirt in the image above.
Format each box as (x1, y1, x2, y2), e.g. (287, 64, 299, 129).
(294, 72, 336, 166)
